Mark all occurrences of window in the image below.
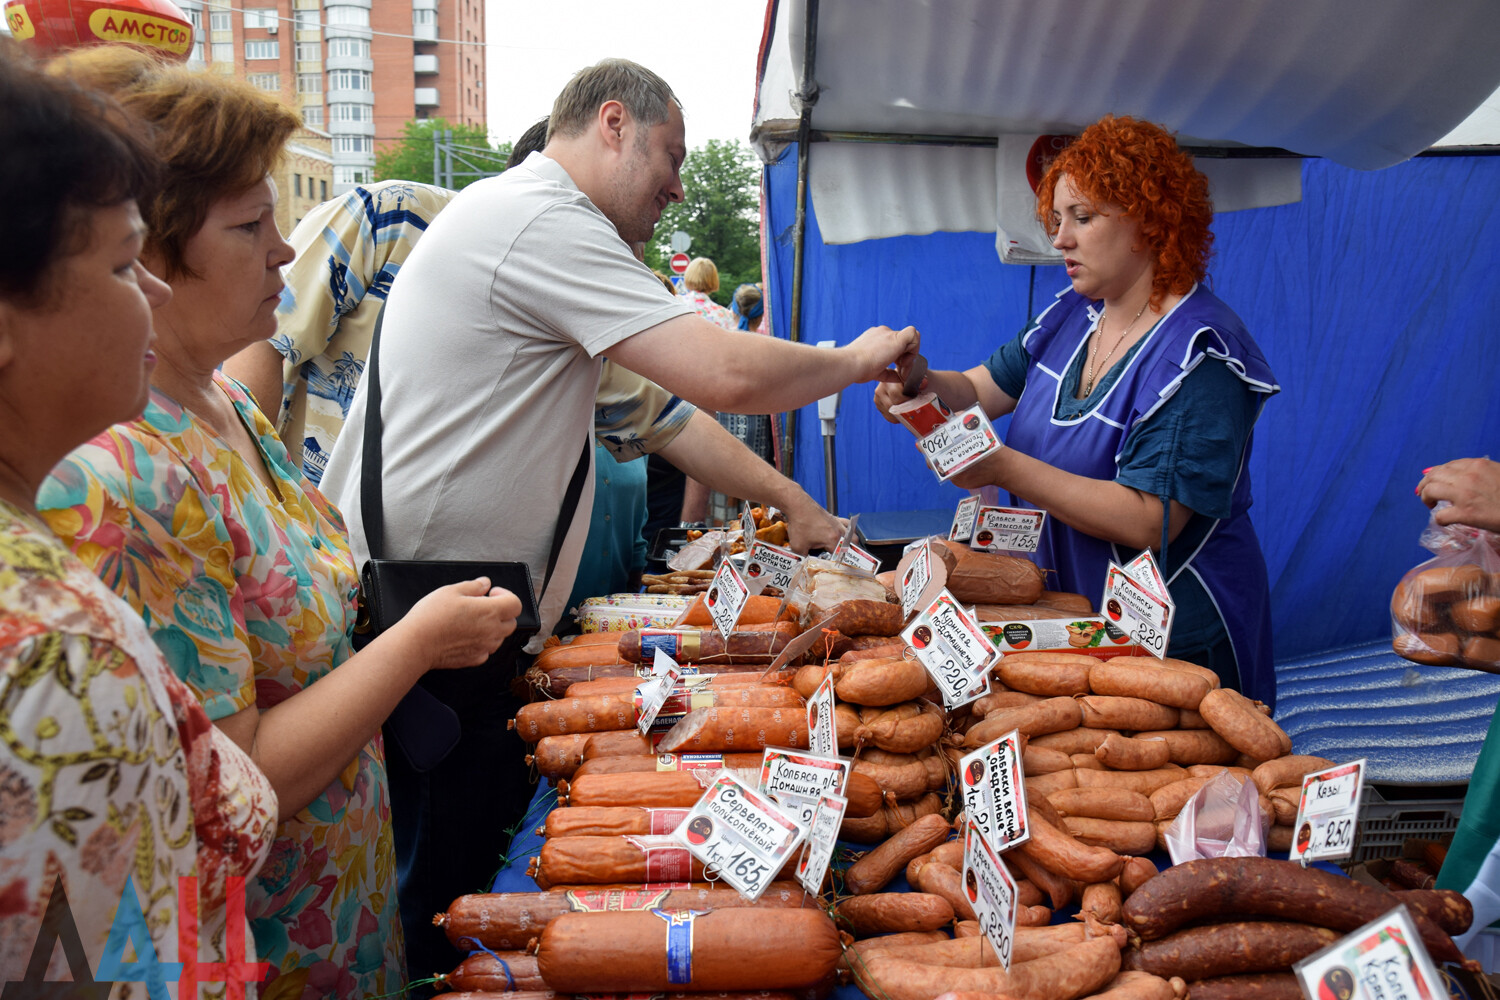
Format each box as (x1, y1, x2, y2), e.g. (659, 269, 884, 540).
(325, 5, 369, 26)
(301, 104, 324, 126)
(297, 73, 322, 93)
(183, 5, 202, 29)
(211, 41, 232, 61)
(329, 103, 373, 122)
(245, 40, 280, 59)
(326, 36, 369, 58)
(189, 40, 205, 64)
(243, 7, 277, 29)
(294, 8, 320, 32)
(334, 135, 372, 154)
(334, 166, 371, 186)
(413, 8, 437, 26)
(247, 73, 280, 91)
(327, 69, 372, 93)
(320, 180, 328, 200)
(295, 40, 320, 61)
(209, 6, 230, 31)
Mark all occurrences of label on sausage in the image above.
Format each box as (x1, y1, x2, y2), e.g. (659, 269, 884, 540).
(624, 836, 697, 884)
(672, 771, 805, 901)
(648, 808, 691, 834)
(919, 404, 1003, 481)
(652, 907, 711, 985)
(981, 618, 1143, 660)
(565, 886, 676, 913)
(654, 753, 726, 773)
(900, 542, 933, 622)
(1103, 560, 1175, 660)
(963, 818, 1019, 970)
(758, 747, 850, 830)
(959, 729, 1030, 854)
(639, 630, 702, 664)
(951, 495, 982, 542)
(808, 672, 837, 757)
(796, 792, 848, 895)
(1293, 904, 1443, 1000)
(745, 540, 803, 596)
(706, 560, 750, 642)
(970, 506, 1046, 554)
(903, 590, 995, 710)
(636, 649, 684, 736)
(1290, 758, 1367, 865)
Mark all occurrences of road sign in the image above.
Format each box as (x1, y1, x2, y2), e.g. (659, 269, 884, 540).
(670, 230, 693, 253)
(669, 252, 690, 275)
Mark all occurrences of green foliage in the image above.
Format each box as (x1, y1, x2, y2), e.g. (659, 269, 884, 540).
(644, 138, 762, 306)
(375, 118, 511, 190)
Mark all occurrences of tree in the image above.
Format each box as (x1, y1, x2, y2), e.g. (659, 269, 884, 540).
(375, 118, 511, 190)
(645, 138, 761, 306)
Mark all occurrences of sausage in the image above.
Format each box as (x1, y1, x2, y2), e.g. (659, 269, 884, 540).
(1016, 879, 1045, 908)
(1266, 825, 1293, 853)
(566, 671, 797, 698)
(1018, 812, 1126, 884)
(793, 662, 834, 699)
(1184, 973, 1301, 1000)
(1077, 696, 1180, 732)
(1087, 660, 1211, 711)
(1453, 595, 1500, 633)
(825, 598, 905, 637)
(1082, 971, 1180, 1000)
(617, 623, 799, 665)
(1025, 769, 1079, 798)
(942, 545, 1047, 605)
(560, 772, 714, 809)
(678, 594, 796, 627)
(976, 603, 1079, 622)
(920, 749, 950, 792)
(583, 730, 655, 760)
(529, 835, 705, 887)
(1267, 788, 1298, 826)
(1121, 922, 1339, 980)
(1118, 857, 1159, 897)
(853, 755, 930, 802)
(1025, 745, 1077, 775)
(835, 702, 861, 749)
(1075, 766, 1187, 797)
(841, 792, 944, 843)
(532, 640, 626, 673)
(1184, 765, 1253, 782)
(1012, 921, 1087, 961)
(835, 892, 955, 935)
(856, 700, 946, 754)
(535, 908, 841, 991)
(964, 697, 1083, 748)
(1249, 755, 1335, 796)
(1049, 788, 1155, 823)
(1176, 709, 1209, 730)
(1080, 881, 1123, 924)
(1196, 689, 1291, 762)
(527, 661, 642, 697)
(1096, 734, 1173, 771)
(1072, 753, 1107, 770)
(1061, 817, 1158, 856)
(512, 693, 636, 742)
(436, 952, 549, 992)
(1393, 631, 1461, 666)
(544, 805, 691, 838)
(913, 860, 978, 921)
(862, 933, 1121, 1000)
(1394, 888, 1474, 936)
(1118, 857, 1471, 965)
(836, 656, 930, 706)
(1038, 591, 1097, 614)
(1131, 731, 1239, 767)
(839, 931, 951, 975)
(656, 706, 808, 753)
(974, 690, 1043, 716)
(573, 752, 759, 779)
(1032, 728, 1120, 754)
(526, 733, 591, 780)
(1148, 778, 1211, 822)
(844, 813, 951, 894)
(997, 651, 1096, 696)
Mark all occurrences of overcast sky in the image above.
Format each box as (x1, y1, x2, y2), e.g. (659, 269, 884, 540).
(483, 0, 769, 149)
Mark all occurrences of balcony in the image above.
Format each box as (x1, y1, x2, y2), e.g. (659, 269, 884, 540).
(413, 23, 437, 40)
(414, 54, 438, 74)
(414, 88, 440, 108)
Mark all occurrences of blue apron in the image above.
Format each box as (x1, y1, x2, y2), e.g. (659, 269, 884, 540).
(1004, 284, 1281, 707)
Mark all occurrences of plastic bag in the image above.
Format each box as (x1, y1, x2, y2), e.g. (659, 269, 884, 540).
(1390, 505, 1500, 672)
(1164, 771, 1267, 865)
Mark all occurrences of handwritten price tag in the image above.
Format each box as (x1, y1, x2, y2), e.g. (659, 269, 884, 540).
(918, 404, 1003, 482)
(635, 649, 683, 736)
(970, 507, 1046, 554)
(1294, 905, 1443, 1000)
(1290, 759, 1367, 865)
(900, 542, 933, 622)
(807, 672, 837, 757)
(963, 819, 1018, 970)
(672, 771, 804, 900)
(796, 793, 848, 895)
(758, 748, 850, 830)
(959, 730, 1030, 853)
(950, 495, 982, 542)
(1103, 562, 1175, 659)
(744, 540, 802, 596)
(902, 590, 995, 710)
(706, 559, 750, 641)
(837, 541, 881, 574)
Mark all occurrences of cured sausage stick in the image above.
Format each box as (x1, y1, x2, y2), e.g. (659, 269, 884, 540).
(863, 932, 1124, 1000)
(1120, 921, 1338, 980)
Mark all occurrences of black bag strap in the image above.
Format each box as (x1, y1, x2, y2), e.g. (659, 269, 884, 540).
(359, 303, 591, 595)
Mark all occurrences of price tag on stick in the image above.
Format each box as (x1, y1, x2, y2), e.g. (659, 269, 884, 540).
(1289, 759, 1367, 865)
(758, 747, 850, 830)
(1103, 561, 1174, 659)
(958, 730, 1030, 853)
(706, 558, 750, 641)
(970, 507, 1046, 554)
(744, 540, 802, 596)
(796, 793, 848, 895)
(636, 648, 684, 736)
(807, 672, 837, 757)
(899, 542, 933, 621)
(1293, 904, 1444, 1000)
(963, 819, 1019, 970)
(671, 771, 805, 900)
(950, 495, 982, 542)
(902, 589, 996, 710)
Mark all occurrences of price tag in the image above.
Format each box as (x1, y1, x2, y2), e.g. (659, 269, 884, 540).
(635, 649, 684, 736)
(959, 730, 1030, 853)
(1103, 562, 1175, 660)
(740, 500, 758, 552)
(706, 559, 750, 641)
(807, 672, 837, 757)
(796, 792, 848, 895)
(918, 404, 1003, 482)
(970, 507, 1046, 554)
(744, 540, 803, 596)
(1293, 905, 1444, 1000)
(837, 541, 881, 574)
(758, 748, 850, 830)
(900, 542, 933, 621)
(963, 819, 1018, 970)
(950, 495, 982, 542)
(1290, 759, 1367, 865)
(672, 771, 805, 900)
(902, 589, 995, 710)
(1123, 549, 1169, 601)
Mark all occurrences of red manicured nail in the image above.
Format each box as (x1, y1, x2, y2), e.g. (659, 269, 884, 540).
(1422, 467, 1433, 475)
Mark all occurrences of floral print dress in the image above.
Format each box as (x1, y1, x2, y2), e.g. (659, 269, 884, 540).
(39, 372, 404, 999)
(0, 498, 277, 990)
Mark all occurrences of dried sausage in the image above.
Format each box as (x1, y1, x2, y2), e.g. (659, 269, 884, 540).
(1077, 696, 1180, 732)
(964, 697, 1083, 748)
(1184, 973, 1301, 1000)
(656, 706, 808, 753)
(825, 598, 905, 637)
(1087, 660, 1211, 710)
(513, 693, 636, 742)
(1196, 689, 1291, 762)
(561, 772, 714, 809)
(836, 656, 930, 706)
(527, 733, 591, 780)
(997, 651, 1096, 696)
(544, 805, 691, 839)
(529, 835, 705, 887)
(617, 623, 799, 665)
(835, 893, 955, 935)
(1018, 812, 1126, 884)
(1131, 731, 1239, 767)
(844, 813, 951, 894)
(1061, 817, 1158, 856)
(1049, 787, 1155, 823)
(1121, 921, 1339, 980)
(1096, 734, 1172, 771)
(436, 951, 548, 992)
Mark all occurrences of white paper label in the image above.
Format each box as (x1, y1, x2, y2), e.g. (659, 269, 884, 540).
(1123, 549, 1169, 602)
(808, 673, 837, 757)
(635, 649, 684, 736)
(950, 495, 982, 542)
(758, 748, 850, 830)
(902, 589, 995, 709)
(1293, 905, 1444, 1000)
(959, 730, 1031, 853)
(963, 819, 1018, 970)
(1290, 759, 1367, 864)
(707, 559, 750, 641)
(900, 543, 933, 622)
(837, 542, 881, 574)
(1103, 562, 1175, 659)
(918, 404, 1003, 481)
(970, 507, 1046, 554)
(672, 771, 805, 900)
(796, 793, 848, 895)
(744, 540, 803, 596)
(740, 500, 757, 553)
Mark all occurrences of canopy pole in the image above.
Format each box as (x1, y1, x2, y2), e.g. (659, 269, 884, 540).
(783, 0, 819, 485)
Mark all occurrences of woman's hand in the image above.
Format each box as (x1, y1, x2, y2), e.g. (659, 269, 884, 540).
(872, 373, 925, 424)
(1417, 458, 1500, 533)
(398, 577, 524, 671)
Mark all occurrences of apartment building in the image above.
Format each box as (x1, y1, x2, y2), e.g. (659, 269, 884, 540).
(177, 0, 485, 196)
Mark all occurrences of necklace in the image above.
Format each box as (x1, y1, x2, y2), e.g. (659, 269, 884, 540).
(1082, 300, 1150, 396)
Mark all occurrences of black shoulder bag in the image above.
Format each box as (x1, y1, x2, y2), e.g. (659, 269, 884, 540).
(354, 303, 590, 770)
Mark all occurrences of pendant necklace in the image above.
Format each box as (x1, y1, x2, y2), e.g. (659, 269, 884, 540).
(1082, 300, 1149, 397)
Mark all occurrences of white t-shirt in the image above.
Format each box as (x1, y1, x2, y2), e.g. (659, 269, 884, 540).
(320, 153, 692, 645)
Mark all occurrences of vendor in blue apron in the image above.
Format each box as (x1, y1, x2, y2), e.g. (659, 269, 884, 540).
(876, 115, 1280, 707)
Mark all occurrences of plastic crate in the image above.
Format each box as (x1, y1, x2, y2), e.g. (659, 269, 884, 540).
(1353, 785, 1464, 862)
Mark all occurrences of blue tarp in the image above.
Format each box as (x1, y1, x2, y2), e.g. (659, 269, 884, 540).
(764, 146, 1500, 663)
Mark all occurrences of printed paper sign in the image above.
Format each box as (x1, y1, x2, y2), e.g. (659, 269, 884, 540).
(796, 793, 848, 895)
(807, 672, 837, 757)
(963, 819, 1019, 970)
(900, 543, 933, 621)
(918, 404, 1003, 482)
(1103, 562, 1175, 659)
(902, 589, 995, 709)
(970, 507, 1046, 554)
(672, 771, 805, 900)
(1290, 759, 1367, 865)
(706, 559, 750, 641)
(744, 540, 803, 596)
(950, 495, 982, 542)
(758, 748, 850, 829)
(635, 649, 683, 735)
(959, 730, 1030, 853)
(740, 500, 757, 554)
(1124, 549, 1169, 602)
(837, 542, 881, 575)
(982, 618, 1147, 662)
(1293, 905, 1444, 1000)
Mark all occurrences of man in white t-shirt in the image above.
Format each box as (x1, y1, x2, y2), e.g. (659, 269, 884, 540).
(318, 59, 918, 976)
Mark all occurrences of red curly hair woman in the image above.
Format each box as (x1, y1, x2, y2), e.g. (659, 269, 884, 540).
(876, 115, 1281, 707)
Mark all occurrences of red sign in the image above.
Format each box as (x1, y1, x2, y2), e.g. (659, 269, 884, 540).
(5, 0, 194, 60)
(669, 252, 690, 275)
